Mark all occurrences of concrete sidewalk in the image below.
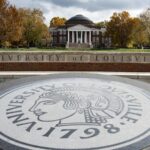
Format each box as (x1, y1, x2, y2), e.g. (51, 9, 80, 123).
(0, 72, 150, 84)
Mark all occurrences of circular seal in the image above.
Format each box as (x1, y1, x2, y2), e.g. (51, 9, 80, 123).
(0, 73, 150, 150)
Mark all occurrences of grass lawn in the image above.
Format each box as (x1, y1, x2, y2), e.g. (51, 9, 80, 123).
(0, 47, 150, 52)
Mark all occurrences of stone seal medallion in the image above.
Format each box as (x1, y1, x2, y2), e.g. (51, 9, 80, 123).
(0, 73, 150, 150)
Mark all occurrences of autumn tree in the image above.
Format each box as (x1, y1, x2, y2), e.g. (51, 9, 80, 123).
(140, 8, 150, 44)
(131, 18, 149, 48)
(6, 6, 23, 46)
(0, 0, 23, 47)
(50, 17, 66, 27)
(0, 0, 49, 48)
(41, 24, 51, 47)
(19, 8, 49, 47)
(107, 11, 136, 48)
(0, 0, 9, 46)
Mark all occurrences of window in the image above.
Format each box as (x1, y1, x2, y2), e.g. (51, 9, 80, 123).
(53, 31, 57, 36)
(62, 36, 66, 42)
(53, 37, 57, 43)
(63, 30, 66, 35)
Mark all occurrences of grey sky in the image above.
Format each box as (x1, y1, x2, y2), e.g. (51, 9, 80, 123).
(8, 0, 150, 25)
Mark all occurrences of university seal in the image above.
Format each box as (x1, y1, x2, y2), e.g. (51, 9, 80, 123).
(0, 73, 150, 150)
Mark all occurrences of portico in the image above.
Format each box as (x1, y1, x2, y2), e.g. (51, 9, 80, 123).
(66, 24, 94, 48)
(67, 31, 91, 44)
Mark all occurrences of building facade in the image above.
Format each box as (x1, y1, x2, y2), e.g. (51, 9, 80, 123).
(50, 14, 111, 48)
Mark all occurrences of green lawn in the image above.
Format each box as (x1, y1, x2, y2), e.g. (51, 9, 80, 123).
(0, 47, 150, 52)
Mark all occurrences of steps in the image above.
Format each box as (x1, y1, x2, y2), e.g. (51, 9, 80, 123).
(67, 43, 91, 49)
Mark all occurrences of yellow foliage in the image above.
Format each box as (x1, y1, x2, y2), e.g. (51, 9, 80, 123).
(50, 17, 66, 27)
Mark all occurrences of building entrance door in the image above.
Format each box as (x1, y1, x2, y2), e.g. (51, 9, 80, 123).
(78, 32, 81, 44)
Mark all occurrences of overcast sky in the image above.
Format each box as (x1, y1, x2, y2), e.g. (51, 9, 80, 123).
(8, 0, 150, 25)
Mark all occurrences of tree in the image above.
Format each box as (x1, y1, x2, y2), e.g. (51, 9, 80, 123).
(0, 0, 49, 48)
(19, 8, 49, 47)
(0, 0, 23, 47)
(50, 17, 66, 27)
(0, 0, 9, 46)
(6, 6, 23, 45)
(107, 11, 136, 48)
(96, 21, 108, 28)
(140, 8, 150, 44)
(131, 18, 149, 48)
(41, 24, 51, 47)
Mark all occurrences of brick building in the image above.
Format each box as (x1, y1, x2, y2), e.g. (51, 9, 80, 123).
(50, 14, 111, 48)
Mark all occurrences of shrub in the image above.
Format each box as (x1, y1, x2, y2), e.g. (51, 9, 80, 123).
(1, 41, 11, 48)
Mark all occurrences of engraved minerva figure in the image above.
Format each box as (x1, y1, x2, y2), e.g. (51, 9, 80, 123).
(29, 90, 123, 127)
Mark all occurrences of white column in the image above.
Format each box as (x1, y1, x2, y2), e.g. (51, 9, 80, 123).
(85, 31, 87, 43)
(76, 31, 78, 43)
(72, 31, 75, 43)
(89, 31, 91, 45)
(81, 31, 83, 44)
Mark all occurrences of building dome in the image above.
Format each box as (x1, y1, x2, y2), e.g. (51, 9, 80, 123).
(66, 14, 94, 26)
